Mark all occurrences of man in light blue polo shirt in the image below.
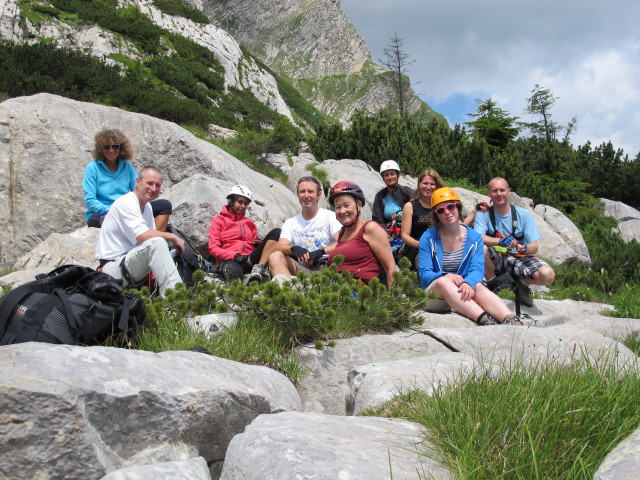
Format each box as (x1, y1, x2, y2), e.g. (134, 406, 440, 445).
(473, 177, 555, 306)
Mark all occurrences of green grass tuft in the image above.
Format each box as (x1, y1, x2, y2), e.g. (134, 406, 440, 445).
(365, 360, 640, 479)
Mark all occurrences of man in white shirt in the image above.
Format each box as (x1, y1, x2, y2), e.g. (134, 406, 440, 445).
(268, 176, 342, 277)
(96, 166, 185, 296)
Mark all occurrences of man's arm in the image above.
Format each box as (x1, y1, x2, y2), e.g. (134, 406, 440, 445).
(137, 229, 185, 253)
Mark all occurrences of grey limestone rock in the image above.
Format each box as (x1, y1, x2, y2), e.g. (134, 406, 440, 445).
(346, 352, 478, 415)
(220, 412, 452, 480)
(600, 197, 640, 243)
(295, 331, 450, 414)
(534, 204, 591, 264)
(101, 457, 211, 480)
(0, 343, 301, 480)
(594, 428, 640, 480)
(419, 323, 636, 371)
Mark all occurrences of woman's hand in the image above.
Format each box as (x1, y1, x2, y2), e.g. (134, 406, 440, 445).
(458, 282, 475, 301)
(444, 273, 464, 286)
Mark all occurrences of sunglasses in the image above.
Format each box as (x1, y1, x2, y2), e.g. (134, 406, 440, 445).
(435, 203, 457, 216)
(103, 144, 121, 150)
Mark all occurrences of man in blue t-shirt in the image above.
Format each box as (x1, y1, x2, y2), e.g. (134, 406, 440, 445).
(473, 177, 555, 306)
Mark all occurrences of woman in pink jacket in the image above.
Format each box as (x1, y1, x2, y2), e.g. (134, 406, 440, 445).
(208, 185, 280, 283)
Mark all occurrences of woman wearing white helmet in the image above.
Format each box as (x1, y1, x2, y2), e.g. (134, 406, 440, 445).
(208, 185, 281, 283)
(371, 160, 413, 228)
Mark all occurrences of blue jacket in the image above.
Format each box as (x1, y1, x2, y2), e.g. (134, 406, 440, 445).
(418, 224, 485, 289)
(83, 159, 137, 221)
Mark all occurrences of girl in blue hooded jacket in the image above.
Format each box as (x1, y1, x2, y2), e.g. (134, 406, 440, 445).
(418, 188, 522, 325)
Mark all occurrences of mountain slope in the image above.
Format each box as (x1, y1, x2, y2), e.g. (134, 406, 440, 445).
(196, 0, 443, 124)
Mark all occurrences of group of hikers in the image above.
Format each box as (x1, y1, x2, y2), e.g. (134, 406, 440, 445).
(84, 128, 555, 326)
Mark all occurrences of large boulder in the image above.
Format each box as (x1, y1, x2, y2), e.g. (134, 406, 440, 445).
(0, 93, 298, 264)
(594, 427, 640, 480)
(220, 412, 452, 480)
(534, 204, 591, 265)
(600, 198, 640, 243)
(0, 343, 301, 480)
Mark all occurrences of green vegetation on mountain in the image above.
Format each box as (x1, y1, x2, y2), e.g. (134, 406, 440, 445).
(4, 1, 319, 158)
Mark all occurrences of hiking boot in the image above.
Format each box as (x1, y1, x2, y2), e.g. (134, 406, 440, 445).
(502, 314, 523, 325)
(516, 282, 534, 307)
(476, 312, 498, 326)
(247, 264, 264, 284)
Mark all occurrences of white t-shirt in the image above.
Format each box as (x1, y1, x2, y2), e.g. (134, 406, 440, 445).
(95, 191, 154, 260)
(281, 208, 342, 252)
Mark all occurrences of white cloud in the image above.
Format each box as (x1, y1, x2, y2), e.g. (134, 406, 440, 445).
(341, 0, 640, 156)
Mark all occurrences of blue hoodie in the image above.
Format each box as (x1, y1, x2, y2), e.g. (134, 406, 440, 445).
(418, 224, 485, 289)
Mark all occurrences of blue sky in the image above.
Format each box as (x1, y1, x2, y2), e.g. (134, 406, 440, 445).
(341, 0, 640, 157)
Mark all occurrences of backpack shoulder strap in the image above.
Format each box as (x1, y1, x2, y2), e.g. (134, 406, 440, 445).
(0, 284, 38, 336)
(488, 206, 497, 236)
(510, 205, 522, 239)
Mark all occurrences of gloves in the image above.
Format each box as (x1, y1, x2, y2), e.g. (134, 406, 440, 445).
(498, 235, 515, 248)
(291, 245, 309, 259)
(234, 254, 249, 264)
(308, 249, 325, 264)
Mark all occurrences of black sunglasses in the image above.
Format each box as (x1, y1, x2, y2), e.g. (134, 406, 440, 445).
(103, 144, 121, 150)
(435, 203, 457, 216)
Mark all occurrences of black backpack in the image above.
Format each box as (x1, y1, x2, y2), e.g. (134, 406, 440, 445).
(0, 265, 145, 346)
(167, 224, 211, 286)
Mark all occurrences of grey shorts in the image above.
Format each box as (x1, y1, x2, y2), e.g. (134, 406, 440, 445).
(488, 247, 549, 279)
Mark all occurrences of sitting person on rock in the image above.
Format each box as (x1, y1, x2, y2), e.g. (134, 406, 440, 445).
(96, 166, 184, 297)
(418, 187, 522, 325)
(327, 181, 396, 290)
(83, 128, 172, 231)
(371, 160, 414, 228)
(208, 185, 281, 283)
(473, 177, 555, 307)
(399, 169, 445, 269)
(268, 176, 342, 281)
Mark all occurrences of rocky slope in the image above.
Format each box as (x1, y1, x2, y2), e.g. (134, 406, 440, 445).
(0, 0, 294, 121)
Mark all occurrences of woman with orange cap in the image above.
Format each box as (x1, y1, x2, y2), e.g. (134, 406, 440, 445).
(418, 187, 522, 325)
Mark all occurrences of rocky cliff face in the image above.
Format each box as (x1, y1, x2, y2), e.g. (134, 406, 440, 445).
(195, 0, 440, 124)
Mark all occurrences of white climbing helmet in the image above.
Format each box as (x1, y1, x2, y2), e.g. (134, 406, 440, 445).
(227, 185, 253, 202)
(379, 160, 400, 175)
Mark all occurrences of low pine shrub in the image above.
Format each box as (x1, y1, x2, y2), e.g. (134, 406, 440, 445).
(130, 258, 426, 380)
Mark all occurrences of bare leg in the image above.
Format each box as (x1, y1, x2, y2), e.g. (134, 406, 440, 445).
(431, 277, 484, 321)
(268, 251, 296, 276)
(154, 214, 170, 232)
(258, 240, 280, 266)
(472, 283, 512, 321)
(524, 265, 555, 286)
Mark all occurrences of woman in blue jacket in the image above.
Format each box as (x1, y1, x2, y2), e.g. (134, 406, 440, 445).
(418, 187, 521, 325)
(83, 128, 172, 230)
